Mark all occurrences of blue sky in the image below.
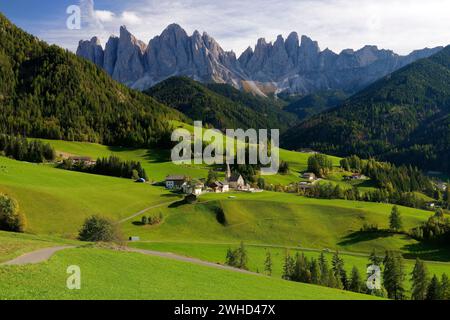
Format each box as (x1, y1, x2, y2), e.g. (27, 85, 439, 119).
(1, 0, 449, 55)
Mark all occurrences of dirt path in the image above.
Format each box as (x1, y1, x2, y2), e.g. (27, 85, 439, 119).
(1, 246, 75, 266)
(0, 245, 261, 276)
(127, 247, 261, 276)
(117, 200, 178, 224)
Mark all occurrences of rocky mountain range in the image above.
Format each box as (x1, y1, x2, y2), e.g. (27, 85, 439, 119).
(77, 24, 443, 95)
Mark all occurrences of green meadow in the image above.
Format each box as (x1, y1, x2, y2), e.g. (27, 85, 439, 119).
(129, 241, 450, 293)
(0, 156, 182, 235)
(121, 192, 435, 255)
(0, 247, 378, 300)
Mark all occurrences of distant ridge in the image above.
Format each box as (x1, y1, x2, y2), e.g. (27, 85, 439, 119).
(77, 24, 443, 94)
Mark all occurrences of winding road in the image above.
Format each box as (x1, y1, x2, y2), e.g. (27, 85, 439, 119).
(1, 246, 75, 266)
(0, 245, 261, 275)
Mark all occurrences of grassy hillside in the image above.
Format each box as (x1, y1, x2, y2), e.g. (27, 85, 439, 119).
(121, 192, 435, 255)
(129, 241, 450, 292)
(0, 231, 79, 263)
(0, 247, 377, 300)
(0, 156, 181, 235)
(37, 138, 342, 185)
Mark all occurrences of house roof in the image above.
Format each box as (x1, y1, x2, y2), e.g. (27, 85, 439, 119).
(228, 174, 243, 182)
(302, 172, 316, 177)
(166, 175, 186, 181)
(69, 156, 93, 161)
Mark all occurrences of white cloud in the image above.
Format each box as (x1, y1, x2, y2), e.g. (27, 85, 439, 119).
(120, 11, 142, 25)
(37, 0, 450, 55)
(95, 10, 115, 23)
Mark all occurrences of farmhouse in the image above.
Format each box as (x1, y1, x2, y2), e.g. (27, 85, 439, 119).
(344, 173, 368, 181)
(165, 175, 187, 190)
(209, 181, 230, 193)
(182, 182, 204, 195)
(302, 172, 316, 181)
(69, 156, 96, 166)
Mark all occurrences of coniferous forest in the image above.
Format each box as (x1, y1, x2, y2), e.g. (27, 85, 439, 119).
(0, 13, 185, 148)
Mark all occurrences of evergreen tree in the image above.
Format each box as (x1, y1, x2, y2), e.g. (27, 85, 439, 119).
(440, 273, 450, 300)
(264, 251, 273, 276)
(310, 259, 321, 285)
(368, 249, 383, 267)
(389, 205, 403, 231)
(410, 258, 429, 300)
(318, 252, 329, 285)
(236, 241, 248, 270)
(282, 251, 296, 281)
(332, 251, 347, 289)
(349, 266, 363, 293)
(383, 251, 406, 300)
(426, 275, 441, 300)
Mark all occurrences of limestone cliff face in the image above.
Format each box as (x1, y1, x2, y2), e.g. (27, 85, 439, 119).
(77, 24, 443, 94)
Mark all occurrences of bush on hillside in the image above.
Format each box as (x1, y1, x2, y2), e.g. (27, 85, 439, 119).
(78, 215, 122, 242)
(0, 194, 26, 232)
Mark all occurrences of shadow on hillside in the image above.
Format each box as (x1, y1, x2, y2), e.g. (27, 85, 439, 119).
(168, 200, 188, 208)
(104, 146, 171, 163)
(402, 243, 450, 261)
(338, 230, 394, 246)
(144, 149, 171, 163)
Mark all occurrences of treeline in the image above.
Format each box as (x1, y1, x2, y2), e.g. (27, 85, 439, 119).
(225, 244, 450, 300)
(0, 13, 184, 148)
(341, 155, 434, 195)
(308, 154, 333, 177)
(59, 156, 148, 181)
(411, 209, 450, 244)
(301, 182, 436, 209)
(0, 134, 55, 163)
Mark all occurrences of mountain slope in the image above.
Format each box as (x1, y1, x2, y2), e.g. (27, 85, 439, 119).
(284, 90, 348, 120)
(281, 47, 450, 173)
(0, 13, 185, 147)
(145, 76, 297, 131)
(77, 24, 442, 95)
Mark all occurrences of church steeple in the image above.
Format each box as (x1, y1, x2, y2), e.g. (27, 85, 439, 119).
(226, 163, 231, 180)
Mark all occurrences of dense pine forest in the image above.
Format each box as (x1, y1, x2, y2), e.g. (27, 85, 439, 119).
(146, 76, 298, 132)
(281, 47, 450, 174)
(0, 13, 185, 148)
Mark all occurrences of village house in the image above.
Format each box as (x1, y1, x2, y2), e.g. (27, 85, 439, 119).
(345, 173, 368, 181)
(165, 175, 187, 190)
(182, 182, 204, 196)
(298, 181, 314, 191)
(436, 181, 448, 191)
(69, 156, 96, 166)
(209, 181, 230, 193)
(302, 172, 316, 181)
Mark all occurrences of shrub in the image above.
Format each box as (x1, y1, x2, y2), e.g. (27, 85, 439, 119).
(141, 216, 149, 225)
(215, 207, 227, 225)
(78, 215, 122, 242)
(0, 194, 26, 232)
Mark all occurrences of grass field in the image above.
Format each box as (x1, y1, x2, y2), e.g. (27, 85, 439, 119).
(39, 138, 344, 186)
(0, 247, 378, 300)
(0, 231, 80, 263)
(121, 192, 436, 255)
(129, 241, 450, 294)
(0, 156, 182, 235)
